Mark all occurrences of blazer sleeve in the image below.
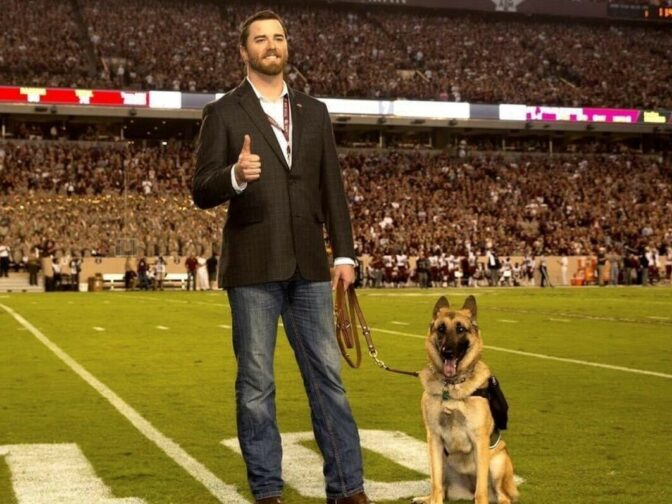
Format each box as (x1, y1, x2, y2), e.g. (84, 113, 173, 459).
(192, 102, 237, 209)
(319, 103, 355, 260)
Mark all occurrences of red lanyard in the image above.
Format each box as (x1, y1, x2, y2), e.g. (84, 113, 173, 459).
(266, 94, 291, 162)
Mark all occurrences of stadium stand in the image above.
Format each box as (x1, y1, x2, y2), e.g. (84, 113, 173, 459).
(0, 1, 670, 290)
(1, 0, 671, 107)
(1, 141, 669, 263)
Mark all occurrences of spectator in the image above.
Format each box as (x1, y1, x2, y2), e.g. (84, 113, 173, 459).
(27, 253, 40, 286)
(155, 256, 166, 290)
(69, 255, 82, 290)
(0, 241, 10, 277)
(124, 256, 137, 290)
(137, 255, 150, 290)
(539, 256, 553, 287)
(185, 254, 197, 291)
(486, 247, 501, 286)
(206, 253, 218, 290)
(195, 254, 208, 291)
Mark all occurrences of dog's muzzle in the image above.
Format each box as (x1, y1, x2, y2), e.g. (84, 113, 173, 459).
(439, 339, 469, 378)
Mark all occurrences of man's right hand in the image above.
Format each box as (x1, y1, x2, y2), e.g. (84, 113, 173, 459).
(234, 135, 261, 184)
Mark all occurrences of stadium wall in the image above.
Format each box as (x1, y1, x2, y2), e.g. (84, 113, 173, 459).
(75, 256, 605, 290)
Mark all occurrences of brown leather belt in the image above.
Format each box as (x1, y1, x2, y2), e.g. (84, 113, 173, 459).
(334, 282, 419, 377)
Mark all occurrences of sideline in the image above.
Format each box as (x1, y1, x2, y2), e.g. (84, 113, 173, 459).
(0, 302, 249, 503)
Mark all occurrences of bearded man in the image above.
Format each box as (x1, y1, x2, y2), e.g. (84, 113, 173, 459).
(192, 10, 370, 504)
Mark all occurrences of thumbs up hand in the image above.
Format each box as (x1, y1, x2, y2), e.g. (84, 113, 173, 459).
(234, 135, 261, 184)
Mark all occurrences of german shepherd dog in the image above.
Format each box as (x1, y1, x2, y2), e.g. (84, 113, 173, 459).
(413, 296, 518, 504)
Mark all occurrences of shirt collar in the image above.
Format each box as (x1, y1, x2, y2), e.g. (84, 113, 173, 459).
(246, 77, 288, 103)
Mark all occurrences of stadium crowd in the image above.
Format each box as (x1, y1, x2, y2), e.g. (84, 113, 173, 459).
(1, 141, 670, 276)
(0, 0, 93, 88)
(1, 0, 671, 108)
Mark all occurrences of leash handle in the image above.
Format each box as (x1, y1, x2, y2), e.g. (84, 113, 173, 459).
(334, 281, 362, 368)
(334, 283, 419, 377)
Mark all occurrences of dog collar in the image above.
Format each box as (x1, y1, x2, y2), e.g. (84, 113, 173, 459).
(443, 375, 469, 387)
(431, 364, 473, 387)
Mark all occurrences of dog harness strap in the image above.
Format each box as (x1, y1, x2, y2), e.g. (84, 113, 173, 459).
(490, 428, 502, 450)
(471, 387, 489, 399)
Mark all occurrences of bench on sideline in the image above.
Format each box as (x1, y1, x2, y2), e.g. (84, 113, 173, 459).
(101, 273, 189, 291)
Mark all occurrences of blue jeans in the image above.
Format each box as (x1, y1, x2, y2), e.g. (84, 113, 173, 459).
(228, 277, 364, 500)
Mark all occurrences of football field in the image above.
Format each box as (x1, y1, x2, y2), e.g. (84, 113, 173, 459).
(1, 287, 671, 504)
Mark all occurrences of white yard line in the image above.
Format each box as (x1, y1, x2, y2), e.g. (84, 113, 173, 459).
(488, 306, 672, 326)
(0, 303, 249, 503)
(156, 326, 170, 331)
(497, 319, 519, 324)
(390, 321, 410, 326)
(92, 327, 106, 332)
(372, 326, 672, 379)
(133, 295, 229, 309)
(362, 291, 494, 297)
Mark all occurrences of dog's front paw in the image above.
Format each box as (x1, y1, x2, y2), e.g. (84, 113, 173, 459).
(411, 496, 429, 504)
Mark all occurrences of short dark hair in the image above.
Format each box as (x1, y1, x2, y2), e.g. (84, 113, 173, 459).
(239, 10, 288, 48)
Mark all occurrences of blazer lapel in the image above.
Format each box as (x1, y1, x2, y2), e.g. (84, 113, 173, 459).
(236, 80, 290, 171)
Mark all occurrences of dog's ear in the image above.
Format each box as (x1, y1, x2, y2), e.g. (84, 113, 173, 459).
(462, 295, 477, 320)
(433, 296, 450, 319)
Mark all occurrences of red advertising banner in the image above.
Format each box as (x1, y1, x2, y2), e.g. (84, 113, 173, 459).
(0, 86, 148, 107)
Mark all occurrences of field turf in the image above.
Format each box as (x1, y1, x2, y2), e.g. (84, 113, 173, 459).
(1, 287, 671, 503)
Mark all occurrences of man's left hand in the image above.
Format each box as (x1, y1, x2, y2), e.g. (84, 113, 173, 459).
(332, 264, 355, 291)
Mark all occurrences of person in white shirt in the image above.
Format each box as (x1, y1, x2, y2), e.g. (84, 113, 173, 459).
(195, 254, 209, 291)
(558, 255, 569, 286)
(0, 242, 10, 277)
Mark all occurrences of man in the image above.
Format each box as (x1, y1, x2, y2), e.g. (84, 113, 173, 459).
(206, 252, 218, 290)
(0, 241, 10, 277)
(415, 251, 429, 288)
(606, 248, 621, 286)
(137, 256, 150, 290)
(154, 256, 166, 291)
(539, 256, 553, 288)
(27, 253, 40, 286)
(185, 254, 198, 291)
(69, 255, 82, 291)
(192, 11, 370, 504)
(486, 246, 501, 286)
(596, 246, 607, 287)
(558, 255, 569, 286)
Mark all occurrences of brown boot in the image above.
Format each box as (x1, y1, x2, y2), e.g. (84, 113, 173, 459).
(326, 491, 373, 504)
(255, 498, 283, 504)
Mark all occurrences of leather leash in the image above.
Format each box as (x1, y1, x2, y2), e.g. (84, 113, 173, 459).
(334, 282, 419, 377)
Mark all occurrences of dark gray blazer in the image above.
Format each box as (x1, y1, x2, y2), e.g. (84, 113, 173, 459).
(192, 79, 355, 288)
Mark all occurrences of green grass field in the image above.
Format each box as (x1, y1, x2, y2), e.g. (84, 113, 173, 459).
(1, 287, 671, 504)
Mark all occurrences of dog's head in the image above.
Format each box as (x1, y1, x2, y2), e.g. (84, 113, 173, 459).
(426, 295, 482, 380)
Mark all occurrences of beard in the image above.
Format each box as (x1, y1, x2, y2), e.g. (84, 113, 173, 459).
(248, 50, 287, 76)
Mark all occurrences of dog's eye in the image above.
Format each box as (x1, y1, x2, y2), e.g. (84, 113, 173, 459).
(456, 324, 466, 334)
(436, 323, 447, 334)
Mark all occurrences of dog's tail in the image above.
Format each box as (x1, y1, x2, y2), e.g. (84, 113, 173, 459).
(502, 466, 519, 502)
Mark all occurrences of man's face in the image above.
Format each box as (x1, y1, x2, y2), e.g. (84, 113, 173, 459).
(240, 19, 288, 76)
